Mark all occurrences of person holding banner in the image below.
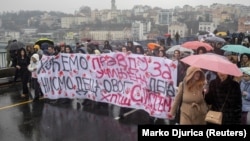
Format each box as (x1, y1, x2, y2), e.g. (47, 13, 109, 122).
(168, 66, 208, 125)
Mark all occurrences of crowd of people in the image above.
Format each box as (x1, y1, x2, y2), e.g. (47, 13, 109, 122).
(5, 35, 250, 125)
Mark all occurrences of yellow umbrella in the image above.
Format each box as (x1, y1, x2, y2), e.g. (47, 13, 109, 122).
(35, 38, 54, 46)
(216, 32, 227, 36)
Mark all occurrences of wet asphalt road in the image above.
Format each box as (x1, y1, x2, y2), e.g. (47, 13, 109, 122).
(0, 82, 169, 141)
(1, 82, 249, 141)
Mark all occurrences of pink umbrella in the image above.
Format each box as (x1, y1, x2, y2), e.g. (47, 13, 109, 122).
(180, 53, 242, 77)
(181, 41, 213, 51)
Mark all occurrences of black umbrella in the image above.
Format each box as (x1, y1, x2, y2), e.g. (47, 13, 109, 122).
(35, 38, 54, 46)
(6, 41, 25, 51)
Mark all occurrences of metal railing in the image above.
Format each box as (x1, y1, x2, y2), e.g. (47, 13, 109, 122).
(0, 50, 7, 68)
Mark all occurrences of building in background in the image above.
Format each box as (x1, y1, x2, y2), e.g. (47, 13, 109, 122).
(168, 22, 188, 38)
(238, 16, 250, 32)
(131, 21, 151, 41)
(157, 10, 174, 25)
(198, 22, 217, 33)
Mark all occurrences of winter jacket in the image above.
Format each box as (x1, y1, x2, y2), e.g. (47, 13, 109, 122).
(170, 66, 208, 125)
(16, 56, 30, 76)
(240, 79, 250, 112)
(205, 76, 242, 124)
(28, 54, 40, 78)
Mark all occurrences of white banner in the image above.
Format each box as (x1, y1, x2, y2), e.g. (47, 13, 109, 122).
(37, 53, 177, 118)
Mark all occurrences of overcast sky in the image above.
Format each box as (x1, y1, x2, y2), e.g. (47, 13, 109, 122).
(1, 0, 250, 14)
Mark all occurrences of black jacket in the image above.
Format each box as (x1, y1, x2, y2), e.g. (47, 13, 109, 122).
(205, 76, 242, 124)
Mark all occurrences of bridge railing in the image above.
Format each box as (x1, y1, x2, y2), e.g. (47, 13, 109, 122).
(0, 50, 7, 68)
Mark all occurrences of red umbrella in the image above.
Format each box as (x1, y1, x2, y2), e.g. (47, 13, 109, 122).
(180, 53, 242, 77)
(181, 41, 213, 51)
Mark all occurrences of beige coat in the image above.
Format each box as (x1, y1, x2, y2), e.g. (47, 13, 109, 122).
(170, 67, 208, 125)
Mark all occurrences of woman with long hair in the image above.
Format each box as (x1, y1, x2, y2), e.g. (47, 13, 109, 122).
(16, 48, 30, 98)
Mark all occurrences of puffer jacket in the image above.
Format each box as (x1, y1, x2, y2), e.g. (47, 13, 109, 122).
(28, 53, 40, 78)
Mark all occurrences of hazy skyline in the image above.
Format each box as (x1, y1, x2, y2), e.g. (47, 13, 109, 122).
(1, 0, 250, 14)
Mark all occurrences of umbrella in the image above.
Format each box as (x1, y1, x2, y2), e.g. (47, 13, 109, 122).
(216, 32, 227, 36)
(124, 41, 141, 46)
(147, 43, 160, 50)
(181, 41, 213, 51)
(6, 41, 25, 51)
(180, 53, 242, 77)
(166, 45, 194, 54)
(35, 38, 54, 46)
(240, 67, 250, 75)
(205, 36, 226, 43)
(221, 44, 250, 54)
(133, 41, 141, 46)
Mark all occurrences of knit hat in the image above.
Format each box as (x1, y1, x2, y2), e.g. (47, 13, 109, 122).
(34, 44, 40, 49)
(31, 53, 40, 61)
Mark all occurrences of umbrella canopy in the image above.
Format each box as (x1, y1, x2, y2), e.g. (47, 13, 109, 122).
(180, 53, 242, 77)
(166, 45, 194, 54)
(240, 67, 250, 75)
(147, 43, 160, 50)
(221, 44, 250, 54)
(181, 41, 213, 51)
(35, 38, 54, 46)
(216, 32, 227, 36)
(6, 41, 25, 51)
(205, 36, 226, 43)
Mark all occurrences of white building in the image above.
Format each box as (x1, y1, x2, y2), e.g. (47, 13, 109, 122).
(22, 28, 37, 34)
(88, 28, 131, 41)
(4, 31, 20, 40)
(168, 22, 188, 38)
(131, 21, 151, 41)
(61, 16, 89, 28)
(199, 22, 217, 32)
(157, 10, 174, 25)
(132, 5, 151, 16)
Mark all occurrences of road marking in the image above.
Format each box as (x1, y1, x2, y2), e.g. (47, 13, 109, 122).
(0, 98, 44, 110)
(114, 109, 138, 120)
(0, 100, 33, 110)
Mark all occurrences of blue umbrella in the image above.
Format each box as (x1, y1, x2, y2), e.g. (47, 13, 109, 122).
(221, 44, 250, 54)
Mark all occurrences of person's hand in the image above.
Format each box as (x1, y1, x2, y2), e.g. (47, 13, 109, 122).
(16, 65, 21, 69)
(167, 113, 174, 120)
(242, 91, 248, 96)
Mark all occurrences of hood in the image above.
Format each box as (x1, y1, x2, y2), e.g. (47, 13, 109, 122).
(34, 44, 40, 50)
(184, 66, 205, 82)
(31, 53, 40, 61)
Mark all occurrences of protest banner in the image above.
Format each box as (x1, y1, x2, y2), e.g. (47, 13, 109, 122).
(37, 53, 177, 118)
